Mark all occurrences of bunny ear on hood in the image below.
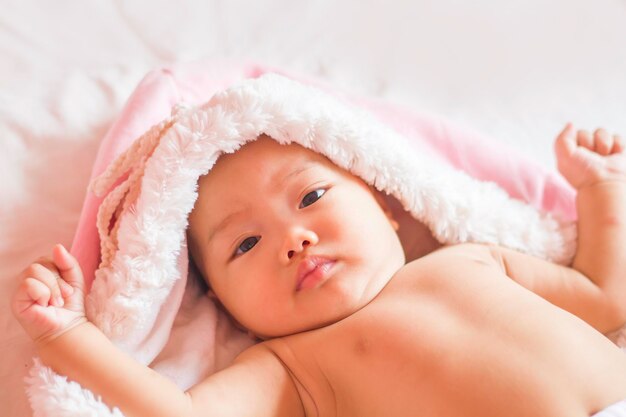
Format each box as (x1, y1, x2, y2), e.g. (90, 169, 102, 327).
(25, 72, 576, 417)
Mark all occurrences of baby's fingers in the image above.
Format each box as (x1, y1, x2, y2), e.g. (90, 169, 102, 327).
(593, 128, 613, 156)
(555, 123, 577, 157)
(558, 125, 624, 157)
(23, 263, 65, 307)
(576, 129, 594, 150)
(612, 134, 624, 154)
(51, 244, 85, 314)
(59, 278, 74, 298)
(23, 277, 52, 307)
(52, 244, 84, 291)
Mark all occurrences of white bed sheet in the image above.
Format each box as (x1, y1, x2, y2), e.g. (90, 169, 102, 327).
(2, 1, 625, 415)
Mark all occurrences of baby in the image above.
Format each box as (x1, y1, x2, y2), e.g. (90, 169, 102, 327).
(12, 123, 626, 417)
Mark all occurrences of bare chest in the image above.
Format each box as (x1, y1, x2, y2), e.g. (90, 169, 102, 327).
(266, 257, 626, 417)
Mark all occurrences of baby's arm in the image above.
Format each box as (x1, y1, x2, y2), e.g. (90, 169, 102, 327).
(39, 320, 193, 416)
(11, 245, 303, 417)
(39, 325, 303, 417)
(490, 125, 626, 333)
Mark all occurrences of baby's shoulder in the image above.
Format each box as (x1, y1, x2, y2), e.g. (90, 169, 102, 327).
(410, 242, 499, 268)
(392, 243, 503, 285)
(262, 334, 338, 416)
(187, 341, 306, 417)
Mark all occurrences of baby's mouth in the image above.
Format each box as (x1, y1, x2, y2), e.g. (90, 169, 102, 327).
(296, 256, 336, 291)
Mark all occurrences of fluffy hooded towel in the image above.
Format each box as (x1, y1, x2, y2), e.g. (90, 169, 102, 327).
(25, 73, 576, 416)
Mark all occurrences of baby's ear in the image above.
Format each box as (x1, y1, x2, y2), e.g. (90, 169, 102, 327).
(369, 186, 400, 231)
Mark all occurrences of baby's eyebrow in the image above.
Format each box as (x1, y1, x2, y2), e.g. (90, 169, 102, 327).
(207, 209, 246, 243)
(279, 163, 316, 188)
(207, 162, 319, 242)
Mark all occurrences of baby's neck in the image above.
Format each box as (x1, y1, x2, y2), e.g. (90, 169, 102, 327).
(395, 209, 441, 262)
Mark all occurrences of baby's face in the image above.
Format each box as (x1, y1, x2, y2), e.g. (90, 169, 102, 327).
(188, 136, 405, 338)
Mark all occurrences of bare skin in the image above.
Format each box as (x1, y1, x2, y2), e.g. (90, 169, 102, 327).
(11, 125, 626, 417)
(260, 243, 626, 416)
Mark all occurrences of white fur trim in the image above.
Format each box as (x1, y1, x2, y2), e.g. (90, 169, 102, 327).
(26, 360, 123, 417)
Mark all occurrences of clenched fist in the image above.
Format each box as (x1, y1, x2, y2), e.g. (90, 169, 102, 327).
(12, 244, 87, 345)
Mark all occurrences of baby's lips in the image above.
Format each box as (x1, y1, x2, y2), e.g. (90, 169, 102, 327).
(296, 256, 336, 290)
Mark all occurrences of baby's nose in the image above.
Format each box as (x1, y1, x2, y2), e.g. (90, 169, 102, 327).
(283, 228, 318, 261)
(287, 240, 310, 259)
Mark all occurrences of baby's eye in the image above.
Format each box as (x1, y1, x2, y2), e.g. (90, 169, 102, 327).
(234, 236, 260, 257)
(299, 189, 326, 208)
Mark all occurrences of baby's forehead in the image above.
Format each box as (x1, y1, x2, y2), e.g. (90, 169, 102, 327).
(212, 137, 342, 180)
(189, 136, 372, 236)
(196, 137, 352, 201)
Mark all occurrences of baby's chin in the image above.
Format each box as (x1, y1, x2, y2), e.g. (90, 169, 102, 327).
(220, 297, 369, 341)
(245, 256, 405, 339)
(252, 318, 344, 340)
(249, 294, 384, 340)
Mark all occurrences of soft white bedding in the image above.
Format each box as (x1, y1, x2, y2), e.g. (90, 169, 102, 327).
(2, 1, 625, 415)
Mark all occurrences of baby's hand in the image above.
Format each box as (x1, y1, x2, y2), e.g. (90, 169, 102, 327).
(555, 123, 626, 190)
(11, 244, 87, 345)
